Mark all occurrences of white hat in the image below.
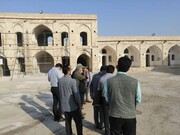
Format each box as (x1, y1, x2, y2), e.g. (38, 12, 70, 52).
(76, 63, 84, 69)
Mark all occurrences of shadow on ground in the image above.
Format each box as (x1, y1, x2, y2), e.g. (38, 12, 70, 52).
(19, 94, 65, 135)
(151, 66, 180, 75)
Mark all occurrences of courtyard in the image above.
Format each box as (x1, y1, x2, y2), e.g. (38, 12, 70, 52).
(0, 67, 180, 135)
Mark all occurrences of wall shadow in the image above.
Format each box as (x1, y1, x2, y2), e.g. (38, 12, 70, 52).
(151, 66, 180, 75)
(19, 94, 65, 135)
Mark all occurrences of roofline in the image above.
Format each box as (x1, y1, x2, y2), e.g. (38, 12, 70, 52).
(0, 12, 97, 20)
(98, 36, 180, 42)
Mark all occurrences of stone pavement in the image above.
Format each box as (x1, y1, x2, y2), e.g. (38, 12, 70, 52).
(0, 68, 180, 135)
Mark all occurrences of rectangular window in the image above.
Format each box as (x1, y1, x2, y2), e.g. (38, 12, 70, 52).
(151, 55, 154, 61)
(17, 32, 23, 46)
(109, 55, 112, 62)
(172, 55, 175, 60)
(131, 56, 134, 62)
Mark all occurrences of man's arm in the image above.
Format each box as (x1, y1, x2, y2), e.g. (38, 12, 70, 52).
(103, 81, 109, 102)
(72, 79, 81, 108)
(136, 81, 142, 105)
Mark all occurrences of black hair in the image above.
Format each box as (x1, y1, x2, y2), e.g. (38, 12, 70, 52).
(62, 66, 70, 75)
(117, 56, 132, 72)
(100, 65, 107, 72)
(55, 63, 62, 68)
(107, 65, 115, 73)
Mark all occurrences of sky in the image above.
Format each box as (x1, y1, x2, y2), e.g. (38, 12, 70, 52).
(0, 0, 180, 36)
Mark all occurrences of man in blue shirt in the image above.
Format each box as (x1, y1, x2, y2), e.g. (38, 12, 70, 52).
(90, 65, 107, 130)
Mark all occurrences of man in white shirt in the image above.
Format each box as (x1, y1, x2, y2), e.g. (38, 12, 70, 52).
(48, 63, 64, 122)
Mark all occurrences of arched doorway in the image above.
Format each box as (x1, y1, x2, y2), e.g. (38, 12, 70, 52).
(99, 46, 117, 68)
(35, 51, 54, 73)
(77, 54, 90, 67)
(33, 25, 53, 46)
(145, 45, 162, 67)
(0, 55, 10, 76)
(168, 45, 180, 66)
(123, 46, 140, 67)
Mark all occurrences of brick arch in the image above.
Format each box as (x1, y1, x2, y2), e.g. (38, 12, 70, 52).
(77, 53, 91, 68)
(124, 46, 140, 67)
(168, 45, 180, 66)
(145, 45, 162, 67)
(32, 24, 53, 46)
(99, 45, 117, 67)
(33, 51, 54, 73)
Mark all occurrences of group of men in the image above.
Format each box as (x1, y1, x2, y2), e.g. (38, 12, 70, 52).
(48, 56, 141, 135)
(48, 63, 92, 135)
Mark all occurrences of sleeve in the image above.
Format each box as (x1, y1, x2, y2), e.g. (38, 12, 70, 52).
(104, 81, 109, 102)
(136, 81, 142, 105)
(97, 78, 101, 91)
(72, 79, 81, 108)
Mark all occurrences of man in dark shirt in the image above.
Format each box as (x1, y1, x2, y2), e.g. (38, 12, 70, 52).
(90, 65, 107, 130)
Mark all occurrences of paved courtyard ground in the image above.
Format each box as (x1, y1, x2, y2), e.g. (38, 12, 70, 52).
(0, 68, 180, 135)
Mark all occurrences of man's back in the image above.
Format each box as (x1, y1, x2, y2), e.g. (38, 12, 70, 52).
(108, 73, 138, 119)
(58, 75, 81, 112)
(48, 67, 63, 87)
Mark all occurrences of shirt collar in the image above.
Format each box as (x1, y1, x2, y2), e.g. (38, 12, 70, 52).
(117, 71, 127, 75)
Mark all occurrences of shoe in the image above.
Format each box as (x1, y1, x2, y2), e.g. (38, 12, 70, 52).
(98, 126, 104, 130)
(59, 117, 65, 122)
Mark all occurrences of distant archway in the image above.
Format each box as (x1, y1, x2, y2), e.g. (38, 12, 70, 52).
(0, 55, 10, 76)
(77, 54, 90, 67)
(145, 45, 162, 67)
(35, 51, 54, 73)
(123, 46, 140, 67)
(168, 45, 180, 66)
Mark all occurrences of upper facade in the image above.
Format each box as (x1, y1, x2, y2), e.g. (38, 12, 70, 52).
(0, 13, 180, 76)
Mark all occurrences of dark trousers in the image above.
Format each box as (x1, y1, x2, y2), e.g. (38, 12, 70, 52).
(102, 98, 110, 135)
(109, 116, 136, 135)
(80, 92, 85, 107)
(64, 109, 83, 135)
(51, 87, 62, 120)
(93, 105, 104, 128)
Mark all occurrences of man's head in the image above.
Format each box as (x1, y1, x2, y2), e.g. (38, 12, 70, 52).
(76, 63, 84, 72)
(100, 65, 107, 74)
(62, 66, 72, 75)
(117, 56, 132, 72)
(107, 65, 115, 74)
(55, 63, 63, 70)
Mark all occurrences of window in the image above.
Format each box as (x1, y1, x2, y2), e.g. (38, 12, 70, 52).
(37, 30, 53, 46)
(102, 49, 107, 54)
(151, 55, 154, 61)
(16, 32, 23, 46)
(102, 56, 106, 66)
(109, 55, 112, 62)
(80, 32, 87, 46)
(146, 49, 150, 53)
(124, 48, 129, 54)
(131, 55, 134, 62)
(172, 55, 175, 60)
(61, 32, 68, 46)
(48, 36, 53, 45)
